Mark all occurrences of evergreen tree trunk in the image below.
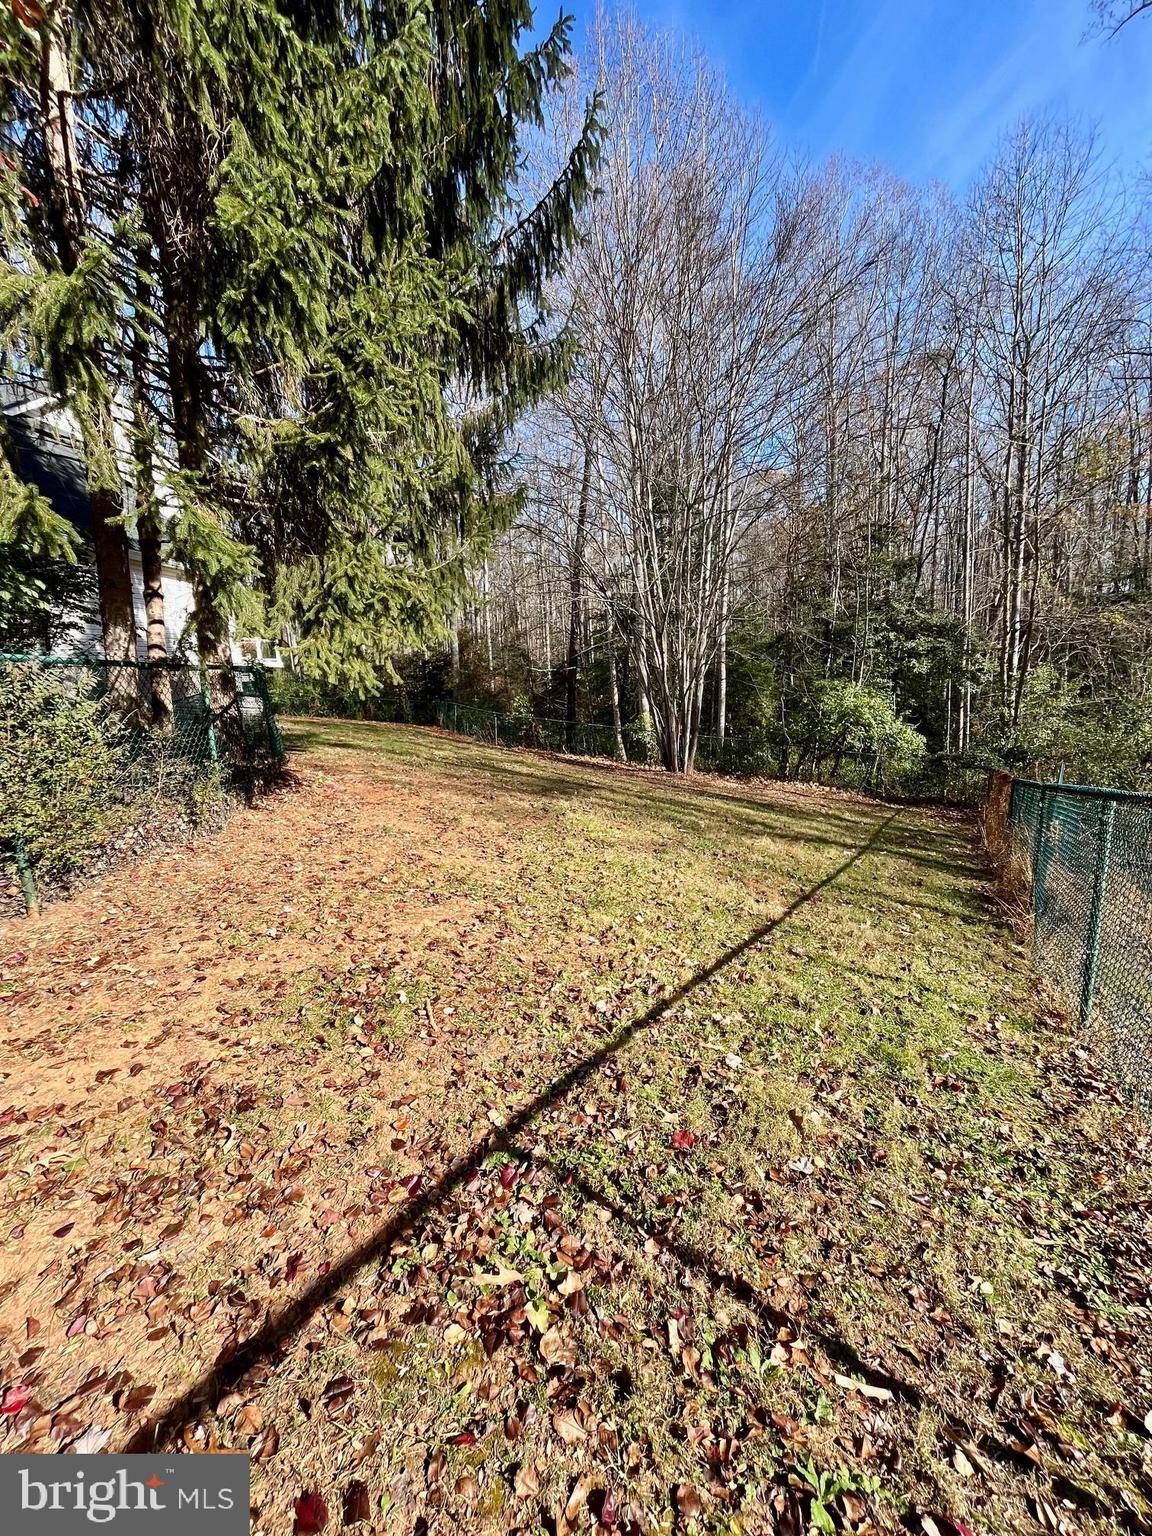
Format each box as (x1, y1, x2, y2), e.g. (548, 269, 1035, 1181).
(39, 12, 135, 692)
(88, 487, 137, 679)
(132, 260, 172, 728)
(149, 222, 236, 734)
(449, 612, 461, 692)
(137, 498, 172, 727)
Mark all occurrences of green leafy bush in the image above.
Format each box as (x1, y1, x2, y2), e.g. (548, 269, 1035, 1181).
(622, 715, 659, 766)
(979, 665, 1152, 789)
(804, 680, 927, 790)
(0, 663, 131, 883)
(0, 664, 235, 904)
(265, 669, 367, 719)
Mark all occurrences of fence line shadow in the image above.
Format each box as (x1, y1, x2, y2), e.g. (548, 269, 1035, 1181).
(125, 812, 902, 1453)
(543, 1162, 1112, 1525)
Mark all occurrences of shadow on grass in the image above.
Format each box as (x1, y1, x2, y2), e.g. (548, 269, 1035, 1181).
(543, 1161, 1110, 1524)
(125, 810, 902, 1452)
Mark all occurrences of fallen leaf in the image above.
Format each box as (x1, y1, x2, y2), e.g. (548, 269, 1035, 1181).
(675, 1484, 704, 1521)
(560, 1474, 597, 1536)
(342, 1481, 371, 1526)
(294, 1491, 328, 1535)
(553, 1407, 587, 1445)
(70, 1425, 112, 1454)
(539, 1324, 576, 1367)
(833, 1371, 893, 1403)
(514, 1463, 541, 1501)
(255, 1425, 280, 1460)
(0, 1385, 30, 1415)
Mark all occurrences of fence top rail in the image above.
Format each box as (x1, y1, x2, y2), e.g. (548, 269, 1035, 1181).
(1015, 776, 1152, 805)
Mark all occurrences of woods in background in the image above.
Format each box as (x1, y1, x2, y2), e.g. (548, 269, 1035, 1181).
(454, 17, 1152, 789)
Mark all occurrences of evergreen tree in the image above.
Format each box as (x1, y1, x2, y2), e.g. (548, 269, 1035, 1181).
(0, 0, 137, 682)
(2, 0, 598, 692)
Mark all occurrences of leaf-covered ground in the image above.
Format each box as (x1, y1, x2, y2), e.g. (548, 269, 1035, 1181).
(1, 721, 1149, 1536)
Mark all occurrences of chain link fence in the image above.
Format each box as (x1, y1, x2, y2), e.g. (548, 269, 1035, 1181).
(1009, 777, 1152, 1111)
(434, 697, 791, 770)
(432, 698, 984, 800)
(434, 699, 628, 759)
(0, 653, 285, 765)
(1, 654, 284, 913)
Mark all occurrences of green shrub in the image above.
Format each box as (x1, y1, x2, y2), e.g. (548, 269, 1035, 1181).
(0, 663, 131, 883)
(501, 693, 536, 745)
(804, 680, 927, 790)
(979, 665, 1152, 789)
(266, 669, 366, 719)
(0, 664, 238, 902)
(623, 715, 659, 766)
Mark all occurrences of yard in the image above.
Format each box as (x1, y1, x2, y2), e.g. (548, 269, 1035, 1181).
(0, 721, 1149, 1536)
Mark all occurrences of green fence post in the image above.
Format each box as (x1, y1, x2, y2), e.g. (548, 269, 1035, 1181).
(1030, 784, 1047, 895)
(199, 666, 220, 765)
(12, 835, 40, 917)
(1079, 797, 1116, 1030)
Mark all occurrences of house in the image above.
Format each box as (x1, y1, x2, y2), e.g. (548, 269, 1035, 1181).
(1, 378, 283, 666)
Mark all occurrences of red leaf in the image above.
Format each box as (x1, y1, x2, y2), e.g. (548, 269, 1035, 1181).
(65, 1314, 88, 1338)
(294, 1491, 328, 1534)
(499, 1164, 517, 1191)
(284, 1253, 304, 1284)
(671, 1130, 696, 1150)
(11, 0, 47, 26)
(448, 1431, 477, 1446)
(1, 1385, 30, 1415)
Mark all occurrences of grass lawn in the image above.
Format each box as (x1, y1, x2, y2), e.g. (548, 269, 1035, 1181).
(0, 720, 1149, 1536)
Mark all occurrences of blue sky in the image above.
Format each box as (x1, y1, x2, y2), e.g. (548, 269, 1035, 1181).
(563, 0, 1152, 189)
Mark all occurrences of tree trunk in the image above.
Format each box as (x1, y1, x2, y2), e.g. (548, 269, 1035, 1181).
(607, 627, 626, 761)
(89, 487, 137, 677)
(137, 500, 172, 727)
(39, 11, 136, 690)
(148, 212, 238, 745)
(564, 445, 593, 747)
(132, 257, 172, 728)
(449, 610, 461, 691)
(715, 570, 728, 743)
(482, 558, 494, 681)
